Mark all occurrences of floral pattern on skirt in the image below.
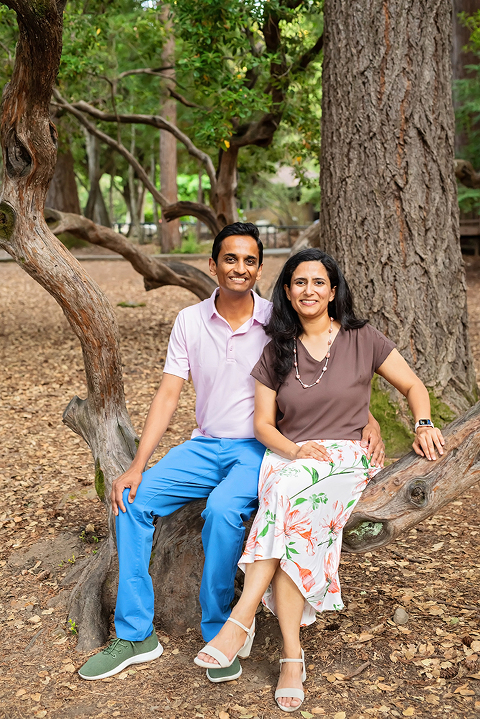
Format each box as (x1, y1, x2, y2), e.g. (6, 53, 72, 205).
(239, 440, 379, 626)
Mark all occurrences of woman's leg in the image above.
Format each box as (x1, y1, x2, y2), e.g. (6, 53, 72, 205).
(197, 557, 279, 664)
(271, 565, 306, 710)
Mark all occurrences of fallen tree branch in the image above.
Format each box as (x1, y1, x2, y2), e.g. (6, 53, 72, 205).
(343, 400, 480, 552)
(45, 208, 217, 300)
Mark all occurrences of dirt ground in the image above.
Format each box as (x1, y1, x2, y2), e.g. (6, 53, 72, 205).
(1, 253, 480, 719)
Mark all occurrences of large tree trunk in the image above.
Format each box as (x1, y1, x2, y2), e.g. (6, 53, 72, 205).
(0, 0, 135, 652)
(319, 0, 477, 415)
(159, 6, 181, 252)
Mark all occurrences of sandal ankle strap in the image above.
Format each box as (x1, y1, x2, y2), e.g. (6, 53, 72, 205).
(226, 617, 251, 635)
(279, 657, 304, 664)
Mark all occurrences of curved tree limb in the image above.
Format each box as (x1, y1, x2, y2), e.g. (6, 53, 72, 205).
(45, 208, 217, 300)
(52, 91, 221, 236)
(162, 201, 222, 235)
(455, 158, 480, 189)
(61, 97, 217, 195)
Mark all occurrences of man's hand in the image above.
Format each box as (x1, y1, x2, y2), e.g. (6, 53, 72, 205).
(295, 441, 331, 462)
(111, 466, 143, 516)
(360, 422, 385, 468)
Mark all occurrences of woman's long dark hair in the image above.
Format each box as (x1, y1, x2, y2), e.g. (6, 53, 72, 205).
(265, 248, 367, 382)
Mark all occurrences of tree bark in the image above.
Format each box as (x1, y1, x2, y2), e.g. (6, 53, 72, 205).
(0, 0, 136, 652)
(45, 144, 81, 214)
(84, 130, 110, 227)
(159, 6, 181, 252)
(344, 400, 480, 551)
(212, 146, 239, 226)
(45, 208, 217, 300)
(319, 0, 477, 414)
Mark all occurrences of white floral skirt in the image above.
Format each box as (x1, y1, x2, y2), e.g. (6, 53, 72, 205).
(239, 440, 379, 626)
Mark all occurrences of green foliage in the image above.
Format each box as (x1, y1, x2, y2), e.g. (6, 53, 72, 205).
(457, 184, 480, 215)
(455, 12, 480, 172)
(0, 0, 323, 224)
(170, 232, 205, 254)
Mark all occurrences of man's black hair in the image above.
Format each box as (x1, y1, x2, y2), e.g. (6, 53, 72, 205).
(211, 222, 263, 265)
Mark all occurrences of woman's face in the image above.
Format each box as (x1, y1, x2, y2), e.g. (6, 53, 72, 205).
(285, 261, 336, 320)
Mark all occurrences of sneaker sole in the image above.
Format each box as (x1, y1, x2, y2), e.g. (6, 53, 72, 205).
(206, 663, 242, 683)
(78, 643, 164, 680)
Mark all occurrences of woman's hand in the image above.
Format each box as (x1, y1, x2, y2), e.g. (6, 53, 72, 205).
(294, 441, 331, 461)
(360, 418, 385, 468)
(412, 427, 445, 461)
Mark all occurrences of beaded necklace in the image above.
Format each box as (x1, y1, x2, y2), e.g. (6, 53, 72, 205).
(293, 317, 334, 389)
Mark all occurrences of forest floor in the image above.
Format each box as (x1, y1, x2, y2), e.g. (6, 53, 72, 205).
(1, 253, 480, 719)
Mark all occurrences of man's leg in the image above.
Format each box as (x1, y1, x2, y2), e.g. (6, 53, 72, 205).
(199, 438, 265, 642)
(115, 437, 224, 642)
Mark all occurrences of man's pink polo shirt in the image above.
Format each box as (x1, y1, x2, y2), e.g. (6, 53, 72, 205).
(164, 289, 272, 439)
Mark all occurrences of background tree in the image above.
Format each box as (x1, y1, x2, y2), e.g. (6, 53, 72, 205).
(312, 0, 477, 449)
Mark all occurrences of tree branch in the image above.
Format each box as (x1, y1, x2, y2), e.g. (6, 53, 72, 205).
(45, 208, 217, 300)
(59, 96, 217, 195)
(52, 91, 221, 235)
(162, 201, 222, 235)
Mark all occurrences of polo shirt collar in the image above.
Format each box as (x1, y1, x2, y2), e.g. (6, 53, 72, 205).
(207, 288, 265, 324)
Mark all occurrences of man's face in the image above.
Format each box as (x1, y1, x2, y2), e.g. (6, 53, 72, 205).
(209, 235, 263, 295)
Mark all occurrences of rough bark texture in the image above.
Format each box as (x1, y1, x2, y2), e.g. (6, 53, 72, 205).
(212, 147, 239, 226)
(319, 0, 477, 413)
(45, 208, 217, 300)
(0, 0, 136, 652)
(45, 145, 81, 214)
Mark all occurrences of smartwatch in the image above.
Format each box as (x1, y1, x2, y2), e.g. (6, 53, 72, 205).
(415, 419, 434, 432)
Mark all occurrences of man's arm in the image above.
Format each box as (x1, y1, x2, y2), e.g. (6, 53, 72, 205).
(111, 373, 185, 515)
(360, 411, 385, 467)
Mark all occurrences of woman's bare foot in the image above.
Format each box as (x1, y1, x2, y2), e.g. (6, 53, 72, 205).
(276, 654, 304, 710)
(196, 616, 253, 666)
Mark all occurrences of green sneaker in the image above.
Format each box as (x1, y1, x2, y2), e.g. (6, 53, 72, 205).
(78, 632, 163, 680)
(206, 657, 242, 683)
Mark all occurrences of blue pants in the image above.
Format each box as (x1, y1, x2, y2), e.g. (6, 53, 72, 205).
(114, 436, 264, 642)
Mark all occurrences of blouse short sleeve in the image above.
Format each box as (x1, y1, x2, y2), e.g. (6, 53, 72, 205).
(250, 341, 278, 391)
(368, 325, 396, 371)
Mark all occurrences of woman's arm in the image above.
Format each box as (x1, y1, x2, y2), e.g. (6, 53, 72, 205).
(376, 349, 445, 460)
(253, 380, 331, 461)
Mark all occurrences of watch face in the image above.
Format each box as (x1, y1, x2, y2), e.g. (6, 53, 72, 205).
(419, 420, 432, 426)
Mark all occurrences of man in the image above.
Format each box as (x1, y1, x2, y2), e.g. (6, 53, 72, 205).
(79, 222, 384, 683)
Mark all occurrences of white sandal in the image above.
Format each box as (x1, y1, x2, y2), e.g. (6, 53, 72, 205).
(275, 649, 306, 713)
(194, 617, 256, 669)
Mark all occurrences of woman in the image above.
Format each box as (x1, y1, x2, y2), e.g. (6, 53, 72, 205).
(194, 249, 445, 712)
